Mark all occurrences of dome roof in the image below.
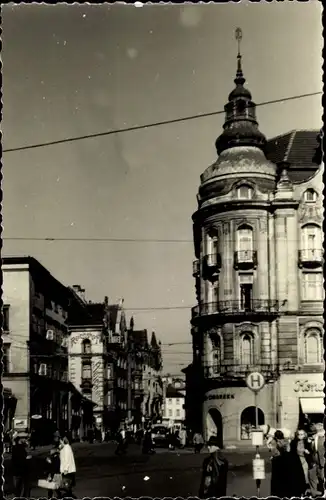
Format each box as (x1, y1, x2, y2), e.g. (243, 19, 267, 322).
(228, 84, 252, 101)
(201, 146, 277, 185)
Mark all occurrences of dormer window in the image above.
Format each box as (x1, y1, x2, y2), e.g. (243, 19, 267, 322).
(236, 185, 253, 200)
(304, 189, 317, 203)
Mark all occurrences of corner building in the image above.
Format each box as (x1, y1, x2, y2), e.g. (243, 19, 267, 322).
(191, 54, 323, 447)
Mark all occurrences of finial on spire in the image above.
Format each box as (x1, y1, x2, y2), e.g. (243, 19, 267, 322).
(234, 27, 245, 86)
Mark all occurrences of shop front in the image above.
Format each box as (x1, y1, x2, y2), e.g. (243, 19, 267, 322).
(203, 383, 276, 447)
(279, 372, 324, 433)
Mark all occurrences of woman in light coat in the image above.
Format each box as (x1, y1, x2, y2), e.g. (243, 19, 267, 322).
(59, 436, 77, 498)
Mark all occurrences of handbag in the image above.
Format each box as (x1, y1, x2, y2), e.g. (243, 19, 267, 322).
(37, 479, 59, 490)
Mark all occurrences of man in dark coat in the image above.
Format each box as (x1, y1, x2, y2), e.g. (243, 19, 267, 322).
(199, 436, 228, 498)
(11, 436, 31, 497)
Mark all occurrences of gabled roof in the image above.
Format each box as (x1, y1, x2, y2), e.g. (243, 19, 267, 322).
(165, 384, 185, 399)
(265, 130, 321, 183)
(128, 329, 148, 348)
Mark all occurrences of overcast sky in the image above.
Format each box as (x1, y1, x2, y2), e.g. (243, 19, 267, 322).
(2, 2, 322, 374)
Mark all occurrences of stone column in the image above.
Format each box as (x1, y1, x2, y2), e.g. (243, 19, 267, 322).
(286, 212, 299, 311)
(274, 213, 287, 303)
(257, 215, 269, 300)
(222, 221, 232, 302)
(268, 213, 276, 301)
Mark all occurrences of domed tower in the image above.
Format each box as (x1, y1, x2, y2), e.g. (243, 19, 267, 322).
(191, 29, 282, 447)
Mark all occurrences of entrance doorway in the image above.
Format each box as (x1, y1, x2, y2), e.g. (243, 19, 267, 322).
(206, 408, 223, 448)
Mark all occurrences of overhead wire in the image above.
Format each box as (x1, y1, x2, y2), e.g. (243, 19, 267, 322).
(2, 91, 321, 153)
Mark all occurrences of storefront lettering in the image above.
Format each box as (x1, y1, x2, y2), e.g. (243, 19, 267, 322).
(204, 394, 235, 401)
(294, 380, 324, 393)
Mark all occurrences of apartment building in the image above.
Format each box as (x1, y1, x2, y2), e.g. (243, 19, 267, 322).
(190, 51, 323, 446)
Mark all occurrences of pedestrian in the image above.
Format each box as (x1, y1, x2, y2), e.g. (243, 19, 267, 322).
(59, 436, 77, 498)
(142, 427, 155, 454)
(199, 436, 228, 498)
(43, 447, 62, 499)
(168, 429, 175, 450)
(270, 430, 292, 497)
(30, 428, 37, 450)
(179, 427, 187, 449)
(289, 428, 314, 496)
(11, 435, 32, 497)
(311, 422, 325, 495)
(115, 427, 127, 455)
(193, 432, 204, 454)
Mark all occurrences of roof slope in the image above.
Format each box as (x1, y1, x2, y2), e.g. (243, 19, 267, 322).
(265, 130, 321, 182)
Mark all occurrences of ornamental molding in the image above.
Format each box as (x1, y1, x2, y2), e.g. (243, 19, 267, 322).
(233, 218, 257, 228)
(298, 202, 323, 224)
(299, 320, 323, 336)
(233, 322, 260, 337)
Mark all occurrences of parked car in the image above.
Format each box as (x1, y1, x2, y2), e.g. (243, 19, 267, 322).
(151, 425, 169, 448)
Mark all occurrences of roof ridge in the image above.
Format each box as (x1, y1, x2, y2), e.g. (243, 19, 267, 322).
(284, 130, 297, 162)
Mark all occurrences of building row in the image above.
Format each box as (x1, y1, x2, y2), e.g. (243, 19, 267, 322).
(183, 50, 324, 447)
(2, 256, 163, 443)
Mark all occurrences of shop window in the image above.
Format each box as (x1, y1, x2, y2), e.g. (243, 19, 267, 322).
(82, 339, 92, 354)
(304, 328, 322, 364)
(302, 272, 323, 300)
(304, 189, 317, 203)
(240, 406, 265, 440)
(240, 334, 253, 366)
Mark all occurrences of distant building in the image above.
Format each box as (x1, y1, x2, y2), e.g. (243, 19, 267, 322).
(190, 49, 323, 447)
(128, 323, 163, 426)
(2, 257, 93, 442)
(67, 292, 128, 437)
(162, 385, 185, 428)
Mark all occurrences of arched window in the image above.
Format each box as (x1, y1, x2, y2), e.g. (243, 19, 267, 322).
(304, 328, 322, 364)
(212, 335, 221, 369)
(237, 225, 253, 253)
(240, 406, 265, 440)
(236, 185, 253, 200)
(240, 334, 253, 366)
(301, 224, 322, 252)
(304, 189, 317, 203)
(82, 339, 91, 354)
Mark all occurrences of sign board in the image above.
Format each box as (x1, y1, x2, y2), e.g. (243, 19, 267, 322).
(246, 372, 265, 392)
(251, 429, 264, 447)
(253, 457, 265, 480)
(13, 418, 28, 431)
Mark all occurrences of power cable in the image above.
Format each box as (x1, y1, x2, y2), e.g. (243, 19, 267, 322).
(3, 237, 303, 243)
(2, 91, 321, 153)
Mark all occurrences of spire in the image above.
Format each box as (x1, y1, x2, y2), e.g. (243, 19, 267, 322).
(215, 28, 266, 155)
(130, 316, 134, 330)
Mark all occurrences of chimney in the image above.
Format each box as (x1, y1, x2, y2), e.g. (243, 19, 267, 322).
(72, 285, 86, 302)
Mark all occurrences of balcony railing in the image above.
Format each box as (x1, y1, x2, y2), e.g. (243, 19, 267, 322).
(202, 253, 221, 279)
(234, 250, 257, 270)
(192, 300, 279, 320)
(204, 363, 278, 379)
(298, 249, 323, 268)
(192, 259, 200, 277)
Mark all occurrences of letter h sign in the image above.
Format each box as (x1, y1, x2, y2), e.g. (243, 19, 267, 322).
(246, 371, 265, 392)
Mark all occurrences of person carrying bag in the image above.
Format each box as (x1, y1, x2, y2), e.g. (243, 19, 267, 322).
(59, 436, 77, 498)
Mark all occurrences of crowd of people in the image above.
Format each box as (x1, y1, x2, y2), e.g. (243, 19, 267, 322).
(10, 431, 77, 498)
(269, 422, 325, 498)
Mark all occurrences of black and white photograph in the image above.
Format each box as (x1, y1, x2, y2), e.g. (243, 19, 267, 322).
(2, 2, 323, 498)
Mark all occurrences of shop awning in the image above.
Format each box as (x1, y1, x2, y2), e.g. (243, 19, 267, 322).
(300, 397, 325, 414)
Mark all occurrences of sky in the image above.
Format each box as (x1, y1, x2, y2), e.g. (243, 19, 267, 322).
(2, 2, 322, 375)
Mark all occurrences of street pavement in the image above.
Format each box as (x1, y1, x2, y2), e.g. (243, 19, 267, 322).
(4, 442, 272, 498)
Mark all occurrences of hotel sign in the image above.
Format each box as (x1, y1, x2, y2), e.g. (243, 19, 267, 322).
(294, 380, 324, 393)
(204, 394, 235, 401)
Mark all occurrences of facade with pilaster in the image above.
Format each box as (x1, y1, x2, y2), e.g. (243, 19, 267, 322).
(190, 52, 323, 447)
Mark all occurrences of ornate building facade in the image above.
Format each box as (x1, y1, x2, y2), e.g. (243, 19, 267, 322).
(190, 50, 323, 447)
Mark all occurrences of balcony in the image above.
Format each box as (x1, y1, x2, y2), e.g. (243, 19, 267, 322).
(192, 259, 200, 277)
(202, 253, 222, 280)
(192, 300, 279, 322)
(204, 363, 278, 380)
(298, 249, 323, 268)
(234, 250, 257, 270)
